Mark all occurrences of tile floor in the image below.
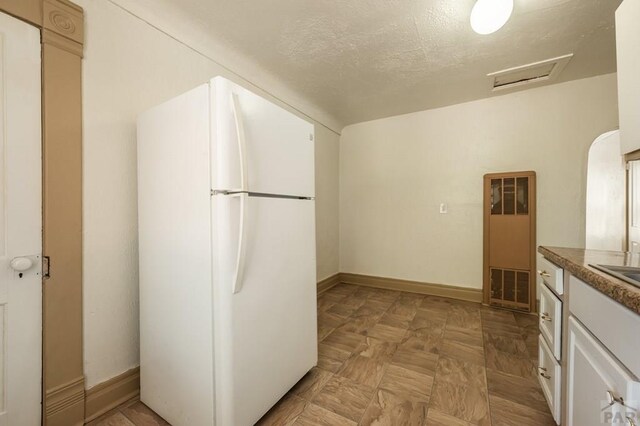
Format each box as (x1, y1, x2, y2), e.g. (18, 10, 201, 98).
(86, 399, 169, 426)
(92, 283, 554, 425)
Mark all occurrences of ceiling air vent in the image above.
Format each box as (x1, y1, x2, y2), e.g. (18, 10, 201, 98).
(488, 54, 573, 92)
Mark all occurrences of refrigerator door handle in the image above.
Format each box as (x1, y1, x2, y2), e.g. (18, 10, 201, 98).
(231, 92, 249, 191)
(231, 192, 249, 294)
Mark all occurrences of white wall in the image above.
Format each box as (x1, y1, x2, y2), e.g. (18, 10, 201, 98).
(340, 73, 619, 289)
(79, 0, 340, 388)
(585, 131, 625, 251)
(315, 125, 340, 281)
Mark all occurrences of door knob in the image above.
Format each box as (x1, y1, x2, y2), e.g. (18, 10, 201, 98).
(10, 257, 33, 272)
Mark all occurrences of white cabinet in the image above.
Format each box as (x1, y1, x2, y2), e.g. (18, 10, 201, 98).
(539, 282, 562, 360)
(616, 0, 640, 154)
(566, 317, 640, 426)
(539, 335, 562, 424)
(538, 256, 564, 295)
(538, 255, 564, 423)
(569, 276, 640, 378)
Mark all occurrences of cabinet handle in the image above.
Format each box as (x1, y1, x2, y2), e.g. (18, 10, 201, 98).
(606, 390, 625, 407)
(538, 367, 551, 380)
(540, 313, 552, 322)
(538, 270, 551, 277)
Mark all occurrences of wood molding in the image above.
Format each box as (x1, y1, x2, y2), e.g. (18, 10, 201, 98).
(339, 273, 483, 303)
(40, 2, 85, 425)
(317, 273, 341, 294)
(85, 368, 141, 423)
(0, 0, 42, 26)
(42, 35, 84, 425)
(43, 0, 83, 44)
(44, 376, 85, 426)
(42, 28, 82, 56)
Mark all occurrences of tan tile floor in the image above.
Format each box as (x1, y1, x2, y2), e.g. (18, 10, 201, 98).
(258, 284, 554, 426)
(86, 399, 170, 426)
(94, 283, 554, 425)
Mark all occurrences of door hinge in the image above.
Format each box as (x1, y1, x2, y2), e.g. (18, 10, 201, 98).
(42, 256, 50, 279)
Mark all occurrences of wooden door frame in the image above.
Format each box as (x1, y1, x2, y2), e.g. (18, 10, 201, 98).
(483, 170, 537, 312)
(0, 1, 84, 425)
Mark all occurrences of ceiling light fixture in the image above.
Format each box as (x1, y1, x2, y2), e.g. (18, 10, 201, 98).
(470, 0, 514, 35)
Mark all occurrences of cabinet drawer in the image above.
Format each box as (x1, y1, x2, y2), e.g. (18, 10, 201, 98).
(539, 283, 562, 360)
(538, 256, 563, 295)
(538, 335, 561, 425)
(570, 275, 640, 378)
(567, 316, 640, 426)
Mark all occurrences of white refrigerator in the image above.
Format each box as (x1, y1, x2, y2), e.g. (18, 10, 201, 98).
(137, 76, 317, 426)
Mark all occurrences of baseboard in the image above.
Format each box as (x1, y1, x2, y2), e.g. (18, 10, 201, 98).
(317, 273, 341, 294)
(45, 376, 85, 426)
(84, 367, 140, 423)
(339, 273, 483, 303)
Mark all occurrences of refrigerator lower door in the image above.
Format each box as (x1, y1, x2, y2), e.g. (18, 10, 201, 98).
(213, 194, 317, 426)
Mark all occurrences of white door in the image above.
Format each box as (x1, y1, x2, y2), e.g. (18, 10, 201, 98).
(0, 12, 42, 426)
(213, 194, 317, 426)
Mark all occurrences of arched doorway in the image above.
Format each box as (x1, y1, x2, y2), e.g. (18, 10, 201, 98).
(585, 130, 625, 251)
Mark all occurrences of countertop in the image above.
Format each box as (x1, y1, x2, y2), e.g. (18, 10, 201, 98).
(539, 246, 640, 315)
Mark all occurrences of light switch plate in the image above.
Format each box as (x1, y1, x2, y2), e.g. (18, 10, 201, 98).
(439, 203, 447, 214)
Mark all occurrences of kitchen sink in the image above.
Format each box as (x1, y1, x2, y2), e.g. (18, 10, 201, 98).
(591, 264, 640, 288)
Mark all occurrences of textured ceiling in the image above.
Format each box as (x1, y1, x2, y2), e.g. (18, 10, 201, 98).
(140, 0, 621, 126)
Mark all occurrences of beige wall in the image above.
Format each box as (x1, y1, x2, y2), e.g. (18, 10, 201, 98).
(339, 73, 619, 289)
(315, 125, 340, 281)
(78, 0, 340, 387)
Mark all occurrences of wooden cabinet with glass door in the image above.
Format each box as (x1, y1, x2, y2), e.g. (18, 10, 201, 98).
(483, 171, 537, 312)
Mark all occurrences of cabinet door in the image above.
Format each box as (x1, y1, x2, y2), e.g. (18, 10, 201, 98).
(538, 335, 561, 424)
(616, 0, 640, 154)
(539, 283, 562, 360)
(566, 317, 640, 426)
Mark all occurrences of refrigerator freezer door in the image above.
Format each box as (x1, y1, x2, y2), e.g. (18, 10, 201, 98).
(211, 77, 315, 197)
(213, 194, 317, 426)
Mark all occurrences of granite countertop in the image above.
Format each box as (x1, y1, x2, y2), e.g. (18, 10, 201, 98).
(539, 246, 640, 315)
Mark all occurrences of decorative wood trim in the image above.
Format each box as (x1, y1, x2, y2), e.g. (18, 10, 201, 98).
(42, 28, 82, 56)
(85, 368, 141, 423)
(43, 0, 82, 44)
(339, 273, 483, 303)
(317, 273, 341, 294)
(42, 32, 84, 425)
(0, 2, 84, 425)
(44, 376, 85, 426)
(0, 0, 42, 26)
